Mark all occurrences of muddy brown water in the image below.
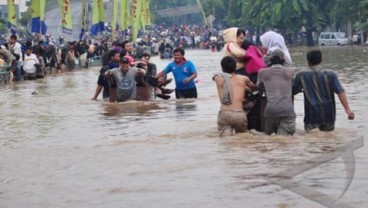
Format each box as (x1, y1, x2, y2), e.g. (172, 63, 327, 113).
(0, 47, 367, 208)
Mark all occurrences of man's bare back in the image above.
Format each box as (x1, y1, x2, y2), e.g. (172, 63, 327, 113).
(214, 74, 256, 111)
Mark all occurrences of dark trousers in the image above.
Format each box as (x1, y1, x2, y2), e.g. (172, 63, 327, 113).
(175, 87, 197, 99)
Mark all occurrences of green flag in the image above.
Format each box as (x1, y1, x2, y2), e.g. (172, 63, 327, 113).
(145, 0, 151, 25)
(80, 0, 87, 40)
(59, 0, 73, 34)
(131, 0, 142, 42)
(112, 0, 118, 31)
(91, 0, 105, 35)
(120, 0, 131, 30)
(81, 0, 87, 30)
(31, 0, 47, 34)
(98, 0, 105, 26)
(7, 0, 17, 33)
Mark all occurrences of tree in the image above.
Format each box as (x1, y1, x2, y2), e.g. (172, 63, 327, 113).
(202, 0, 225, 26)
(243, 0, 334, 46)
(0, 19, 6, 30)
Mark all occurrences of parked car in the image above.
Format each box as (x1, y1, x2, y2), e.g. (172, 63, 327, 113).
(318, 32, 349, 46)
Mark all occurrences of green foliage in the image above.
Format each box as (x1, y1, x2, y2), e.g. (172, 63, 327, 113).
(16, 0, 368, 35)
(0, 19, 6, 30)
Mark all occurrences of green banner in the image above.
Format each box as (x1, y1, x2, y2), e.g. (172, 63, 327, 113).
(91, 0, 105, 35)
(40, 0, 46, 23)
(7, 0, 17, 28)
(131, 0, 142, 41)
(145, 0, 151, 25)
(98, 0, 105, 26)
(81, 0, 87, 30)
(31, 0, 40, 19)
(59, 0, 73, 34)
(92, 0, 99, 26)
(31, 0, 47, 34)
(112, 0, 118, 31)
(140, 0, 150, 31)
(120, 0, 130, 30)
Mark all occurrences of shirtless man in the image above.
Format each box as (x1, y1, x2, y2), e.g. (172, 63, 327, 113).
(213, 56, 257, 137)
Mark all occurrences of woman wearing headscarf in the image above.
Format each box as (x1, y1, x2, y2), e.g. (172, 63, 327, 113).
(260, 31, 292, 66)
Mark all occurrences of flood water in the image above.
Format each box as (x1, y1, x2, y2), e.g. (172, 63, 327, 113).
(0, 47, 367, 208)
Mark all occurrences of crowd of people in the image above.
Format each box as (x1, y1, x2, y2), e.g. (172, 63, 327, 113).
(0, 24, 222, 83)
(0, 34, 110, 83)
(0, 24, 356, 137)
(215, 27, 355, 137)
(91, 40, 198, 102)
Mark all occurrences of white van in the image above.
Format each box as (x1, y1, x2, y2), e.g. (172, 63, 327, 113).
(319, 32, 349, 46)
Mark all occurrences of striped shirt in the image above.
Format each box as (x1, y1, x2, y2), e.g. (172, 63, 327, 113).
(292, 68, 344, 125)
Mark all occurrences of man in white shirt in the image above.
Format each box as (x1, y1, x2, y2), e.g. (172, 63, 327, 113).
(23, 48, 39, 80)
(9, 35, 23, 81)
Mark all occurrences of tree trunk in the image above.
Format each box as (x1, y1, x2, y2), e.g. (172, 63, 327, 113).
(256, 27, 261, 45)
(347, 21, 352, 45)
(361, 30, 365, 45)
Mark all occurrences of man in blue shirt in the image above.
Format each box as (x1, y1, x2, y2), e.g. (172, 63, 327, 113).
(292, 50, 354, 131)
(156, 48, 198, 99)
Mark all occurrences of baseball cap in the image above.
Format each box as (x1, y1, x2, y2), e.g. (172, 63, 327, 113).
(270, 49, 285, 60)
(120, 57, 130, 64)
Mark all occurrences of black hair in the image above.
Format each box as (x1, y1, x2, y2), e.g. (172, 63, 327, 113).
(119, 49, 127, 57)
(26, 41, 33, 48)
(237, 29, 246, 37)
(10, 35, 17, 40)
(140, 52, 150, 59)
(120, 57, 130, 64)
(136, 63, 145, 68)
(3, 43, 9, 49)
(307, 50, 322, 66)
(34, 48, 41, 55)
(241, 40, 253, 50)
(270, 57, 285, 65)
(173, 48, 185, 55)
(109, 50, 119, 57)
(221, 56, 237, 73)
(122, 40, 131, 49)
(112, 41, 120, 46)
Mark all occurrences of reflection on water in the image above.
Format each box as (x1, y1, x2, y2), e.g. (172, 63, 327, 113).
(103, 101, 163, 117)
(0, 47, 367, 208)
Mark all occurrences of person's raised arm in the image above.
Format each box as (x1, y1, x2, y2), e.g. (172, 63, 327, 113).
(228, 42, 246, 60)
(156, 70, 166, 79)
(137, 67, 146, 75)
(104, 69, 112, 77)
